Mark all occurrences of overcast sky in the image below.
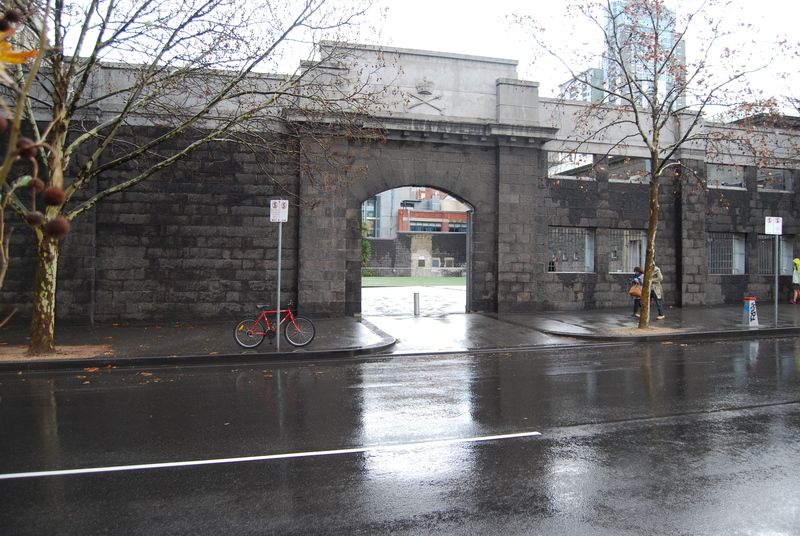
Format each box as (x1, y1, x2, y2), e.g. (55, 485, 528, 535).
(366, 0, 797, 100)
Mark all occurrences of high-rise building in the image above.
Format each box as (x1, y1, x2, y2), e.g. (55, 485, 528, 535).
(558, 67, 606, 103)
(560, 0, 686, 109)
(603, 0, 686, 108)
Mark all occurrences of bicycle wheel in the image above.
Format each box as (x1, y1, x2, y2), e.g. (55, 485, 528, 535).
(284, 316, 315, 347)
(234, 319, 266, 348)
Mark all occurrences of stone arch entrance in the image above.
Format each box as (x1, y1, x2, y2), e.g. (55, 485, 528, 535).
(296, 136, 508, 318)
(347, 138, 497, 316)
(361, 185, 474, 316)
(290, 43, 556, 319)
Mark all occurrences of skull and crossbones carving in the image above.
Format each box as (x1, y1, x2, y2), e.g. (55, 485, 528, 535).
(406, 76, 444, 114)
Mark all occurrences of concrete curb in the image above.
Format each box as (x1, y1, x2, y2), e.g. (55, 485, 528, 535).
(0, 340, 398, 372)
(3, 321, 799, 372)
(541, 325, 800, 343)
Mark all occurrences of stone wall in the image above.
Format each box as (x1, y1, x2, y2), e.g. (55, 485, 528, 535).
(3, 45, 799, 327)
(2, 134, 302, 325)
(2, 127, 798, 326)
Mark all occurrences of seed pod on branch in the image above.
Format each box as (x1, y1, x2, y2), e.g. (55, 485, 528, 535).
(42, 187, 65, 206)
(27, 178, 44, 193)
(44, 216, 70, 239)
(4, 9, 22, 24)
(16, 137, 36, 159)
(25, 211, 44, 226)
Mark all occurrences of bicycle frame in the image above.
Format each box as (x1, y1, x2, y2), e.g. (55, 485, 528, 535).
(249, 307, 298, 336)
(234, 303, 316, 349)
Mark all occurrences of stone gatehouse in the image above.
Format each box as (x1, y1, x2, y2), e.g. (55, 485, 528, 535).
(2, 44, 798, 324)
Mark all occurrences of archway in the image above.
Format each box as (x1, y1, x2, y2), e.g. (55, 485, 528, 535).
(297, 135, 502, 318)
(360, 186, 474, 316)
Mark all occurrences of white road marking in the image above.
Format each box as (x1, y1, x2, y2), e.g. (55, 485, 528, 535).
(0, 431, 541, 480)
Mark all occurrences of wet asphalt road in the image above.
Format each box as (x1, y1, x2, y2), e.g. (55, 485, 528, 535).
(1, 338, 799, 535)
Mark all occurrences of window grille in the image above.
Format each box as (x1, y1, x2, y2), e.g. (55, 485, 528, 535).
(757, 234, 793, 274)
(548, 227, 595, 272)
(708, 233, 745, 274)
(609, 230, 647, 272)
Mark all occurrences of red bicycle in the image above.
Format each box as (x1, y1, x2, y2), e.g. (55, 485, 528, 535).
(234, 301, 315, 348)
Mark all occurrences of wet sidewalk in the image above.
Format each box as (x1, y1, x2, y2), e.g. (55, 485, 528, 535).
(2, 287, 800, 370)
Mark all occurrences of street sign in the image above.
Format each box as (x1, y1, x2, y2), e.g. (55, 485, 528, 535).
(765, 216, 782, 235)
(269, 199, 289, 348)
(270, 199, 288, 222)
(765, 216, 783, 327)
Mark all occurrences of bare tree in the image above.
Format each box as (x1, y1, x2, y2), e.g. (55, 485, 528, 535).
(518, 0, 788, 327)
(3, 0, 386, 354)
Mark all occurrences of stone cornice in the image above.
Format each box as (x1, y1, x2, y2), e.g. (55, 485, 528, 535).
(374, 116, 558, 146)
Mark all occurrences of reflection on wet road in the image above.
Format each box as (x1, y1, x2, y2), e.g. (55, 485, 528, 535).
(1, 338, 799, 534)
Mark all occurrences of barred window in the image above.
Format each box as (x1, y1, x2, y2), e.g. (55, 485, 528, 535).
(609, 230, 647, 273)
(706, 164, 745, 188)
(757, 168, 793, 191)
(757, 235, 793, 275)
(548, 227, 595, 272)
(708, 233, 745, 274)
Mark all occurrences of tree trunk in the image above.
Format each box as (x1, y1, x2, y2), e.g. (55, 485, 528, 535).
(28, 235, 59, 355)
(639, 167, 661, 330)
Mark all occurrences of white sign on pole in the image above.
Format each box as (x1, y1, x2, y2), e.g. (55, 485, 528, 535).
(765, 216, 783, 235)
(765, 216, 783, 328)
(269, 199, 288, 348)
(270, 199, 288, 222)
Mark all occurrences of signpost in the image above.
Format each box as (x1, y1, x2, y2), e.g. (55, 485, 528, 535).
(765, 216, 782, 327)
(271, 200, 288, 349)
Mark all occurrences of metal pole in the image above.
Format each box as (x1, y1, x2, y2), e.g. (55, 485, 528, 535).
(276, 221, 282, 351)
(774, 235, 779, 327)
(466, 210, 472, 313)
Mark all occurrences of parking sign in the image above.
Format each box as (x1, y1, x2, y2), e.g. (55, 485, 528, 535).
(270, 199, 288, 222)
(765, 216, 782, 235)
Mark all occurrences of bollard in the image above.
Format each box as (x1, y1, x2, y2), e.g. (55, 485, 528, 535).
(743, 297, 758, 327)
(414, 292, 420, 316)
